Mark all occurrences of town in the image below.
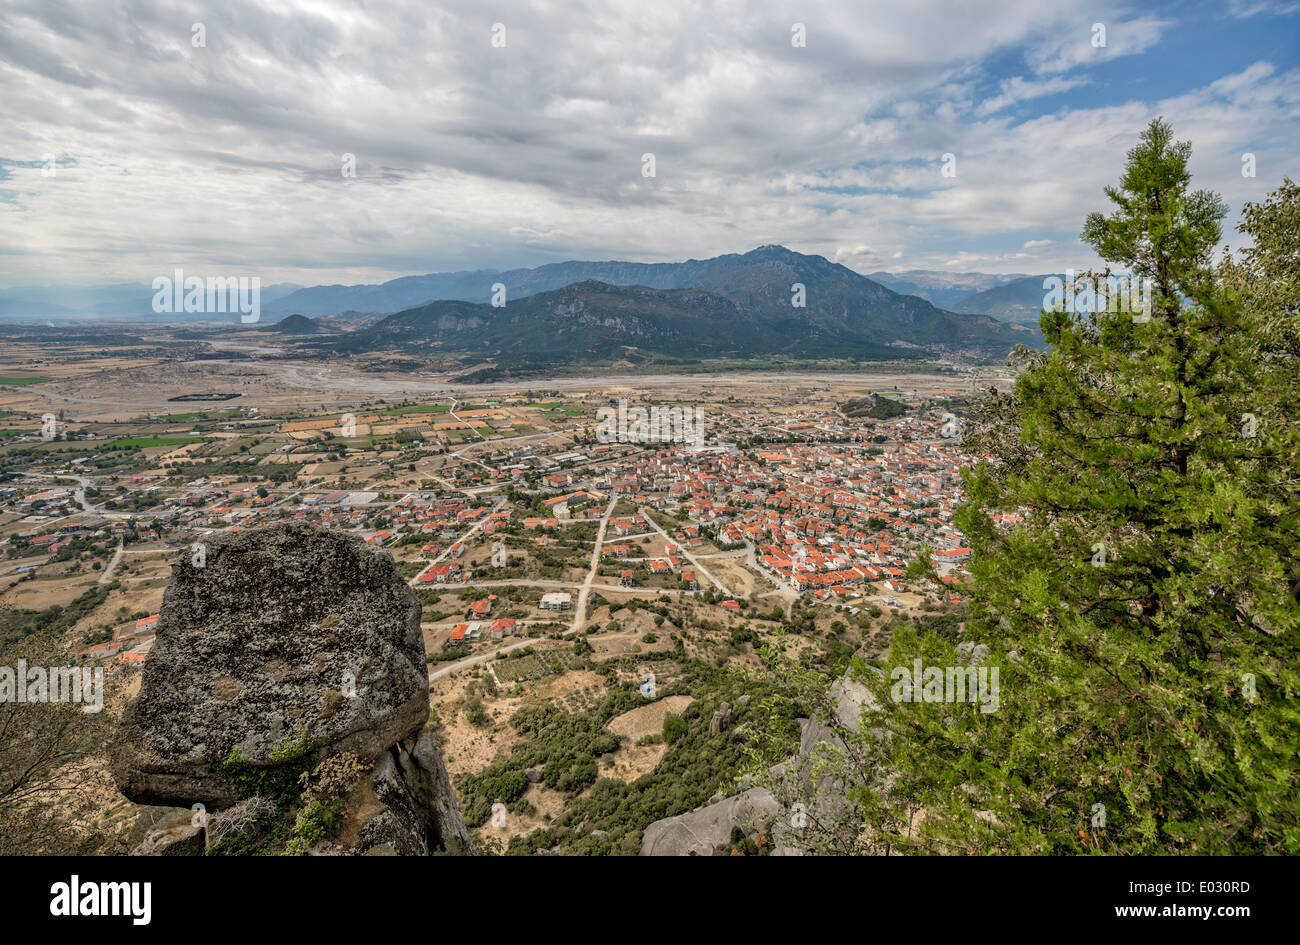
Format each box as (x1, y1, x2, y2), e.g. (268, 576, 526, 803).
(0, 343, 1006, 852)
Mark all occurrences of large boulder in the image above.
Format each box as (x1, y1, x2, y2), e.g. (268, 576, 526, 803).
(639, 788, 783, 856)
(132, 821, 206, 856)
(111, 521, 430, 809)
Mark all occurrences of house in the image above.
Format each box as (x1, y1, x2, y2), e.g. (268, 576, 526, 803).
(681, 570, 697, 590)
(419, 563, 459, 583)
(489, 618, 517, 641)
(720, 600, 741, 612)
(468, 595, 497, 617)
(134, 614, 159, 634)
(540, 592, 572, 611)
(620, 568, 635, 586)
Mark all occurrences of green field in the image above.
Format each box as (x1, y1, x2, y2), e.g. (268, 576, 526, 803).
(492, 650, 582, 683)
(0, 376, 49, 385)
(105, 436, 205, 449)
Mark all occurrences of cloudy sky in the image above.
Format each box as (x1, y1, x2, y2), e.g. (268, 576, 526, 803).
(1, 0, 1297, 289)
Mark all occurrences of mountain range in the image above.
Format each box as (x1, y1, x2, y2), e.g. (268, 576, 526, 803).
(0, 256, 1053, 326)
(949, 275, 1058, 325)
(316, 246, 1037, 368)
(0, 247, 1052, 364)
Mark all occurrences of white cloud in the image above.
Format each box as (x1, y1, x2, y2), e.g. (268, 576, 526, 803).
(1027, 15, 1170, 75)
(0, 0, 1293, 286)
(1228, 0, 1300, 17)
(975, 76, 1087, 116)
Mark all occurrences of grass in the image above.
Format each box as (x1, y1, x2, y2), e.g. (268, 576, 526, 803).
(0, 376, 49, 385)
(104, 436, 205, 449)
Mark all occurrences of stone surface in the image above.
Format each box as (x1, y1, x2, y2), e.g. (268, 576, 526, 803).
(132, 822, 205, 856)
(360, 733, 473, 855)
(708, 701, 734, 735)
(640, 788, 783, 856)
(111, 521, 427, 808)
(641, 670, 877, 856)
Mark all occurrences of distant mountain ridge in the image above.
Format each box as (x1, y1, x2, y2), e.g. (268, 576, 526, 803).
(0, 247, 1044, 363)
(325, 246, 1036, 367)
(265, 256, 732, 317)
(867, 270, 1028, 310)
(954, 275, 1058, 325)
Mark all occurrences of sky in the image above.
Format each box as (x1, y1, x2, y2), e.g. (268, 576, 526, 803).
(0, 0, 1297, 289)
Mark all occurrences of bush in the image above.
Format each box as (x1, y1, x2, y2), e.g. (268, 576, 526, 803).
(662, 715, 688, 744)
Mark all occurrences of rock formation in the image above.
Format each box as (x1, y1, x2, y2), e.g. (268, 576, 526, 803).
(640, 673, 875, 856)
(112, 521, 472, 855)
(708, 701, 734, 735)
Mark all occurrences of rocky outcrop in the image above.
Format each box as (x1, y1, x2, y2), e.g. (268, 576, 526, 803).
(640, 673, 876, 856)
(708, 702, 734, 735)
(111, 521, 471, 855)
(133, 821, 205, 856)
(361, 733, 473, 855)
(640, 788, 784, 856)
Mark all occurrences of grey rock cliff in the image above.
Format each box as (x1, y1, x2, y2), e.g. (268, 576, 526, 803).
(111, 521, 471, 855)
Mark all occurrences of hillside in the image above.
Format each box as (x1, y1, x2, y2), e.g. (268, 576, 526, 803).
(258, 313, 320, 334)
(954, 274, 1055, 324)
(264, 248, 1045, 333)
(263, 258, 722, 317)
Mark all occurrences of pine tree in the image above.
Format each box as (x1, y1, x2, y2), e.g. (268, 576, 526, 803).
(748, 122, 1299, 855)
(930, 119, 1300, 853)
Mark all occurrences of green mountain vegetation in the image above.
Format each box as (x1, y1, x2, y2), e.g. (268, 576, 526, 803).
(326, 246, 1036, 367)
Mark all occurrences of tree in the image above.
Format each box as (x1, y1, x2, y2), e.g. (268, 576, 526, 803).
(663, 715, 688, 744)
(0, 627, 120, 854)
(747, 121, 1299, 855)
(943, 121, 1298, 853)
